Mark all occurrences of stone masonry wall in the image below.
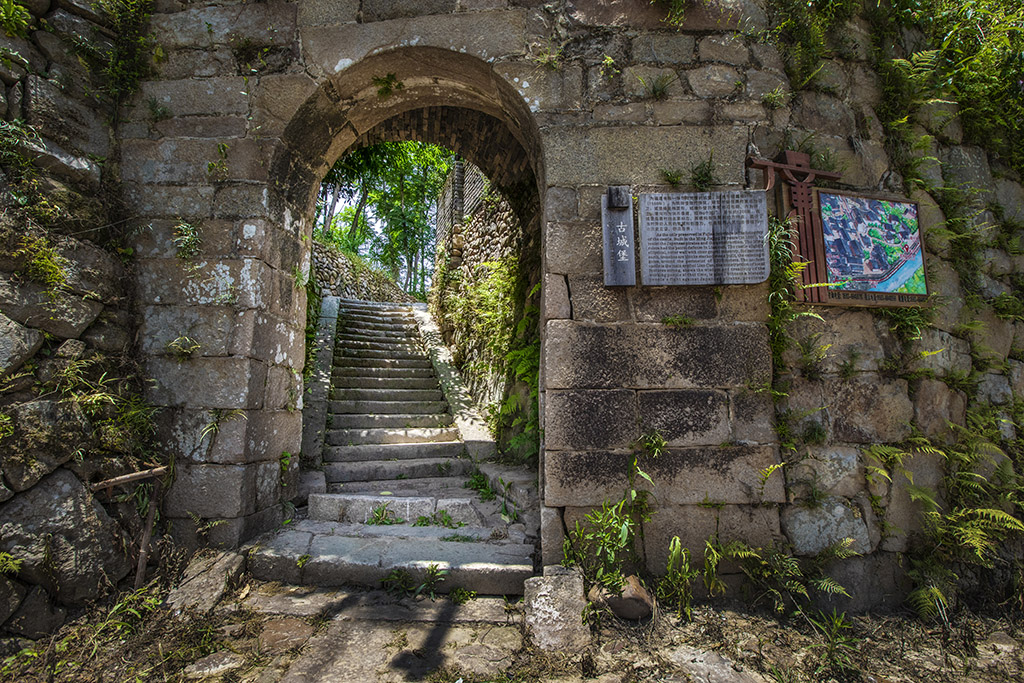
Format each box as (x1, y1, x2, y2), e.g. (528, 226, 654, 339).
(312, 241, 414, 304)
(431, 161, 523, 414)
(87, 0, 1024, 609)
(0, 0, 146, 642)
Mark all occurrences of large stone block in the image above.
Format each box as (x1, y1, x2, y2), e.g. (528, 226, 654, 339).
(0, 400, 90, 492)
(968, 306, 1014, 364)
(151, 3, 297, 49)
(905, 328, 972, 377)
(781, 496, 872, 556)
(145, 356, 268, 409)
(298, 0, 360, 26)
(0, 311, 42, 375)
(729, 388, 775, 443)
(363, 0, 456, 21)
(301, 10, 526, 77)
(629, 286, 718, 322)
(632, 32, 696, 64)
(164, 463, 256, 519)
(138, 77, 249, 118)
(783, 309, 895, 375)
(135, 257, 273, 308)
(566, 274, 629, 322)
(157, 47, 237, 80)
(542, 124, 747, 187)
(825, 375, 913, 444)
(912, 378, 967, 443)
(545, 221, 602, 274)
(942, 145, 994, 201)
(643, 504, 781, 575)
(0, 469, 131, 605)
(523, 571, 589, 651)
(494, 63, 583, 112)
(545, 445, 785, 507)
(819, 552, 911, 613)
(251, 72, 319, 136)
(544, 390, 637, 450)
(637, 389, 730, 447)
(122, 183, 216, 219)
(685, 64, 742, 98)
(24, 75, 109, 158)
(542, 273, 570, 321)
(0, 277, 102, 339)
(544, 320, 771, 390)
(121, 139, 269, 185)
(787, 446, 864, 501)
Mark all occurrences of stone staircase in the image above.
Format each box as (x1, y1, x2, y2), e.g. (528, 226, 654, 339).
(250, 299, 536, 595)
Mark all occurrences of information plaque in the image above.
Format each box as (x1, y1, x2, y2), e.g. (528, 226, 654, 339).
(601, 187, 636, 287)
(638, 191, 769, 286)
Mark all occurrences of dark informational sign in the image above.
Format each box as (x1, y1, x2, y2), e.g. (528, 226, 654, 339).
(601, 187, 636, 287)
(638, 191, 769, 286)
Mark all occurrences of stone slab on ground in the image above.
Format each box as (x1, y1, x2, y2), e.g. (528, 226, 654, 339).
(166, 550, 246, 615)
(663, 644, 770, 682)
(524, 569, 590, 651)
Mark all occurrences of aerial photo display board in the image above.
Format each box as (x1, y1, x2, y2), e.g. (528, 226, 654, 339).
(816, 191, 928, 305)
(638, 190, 769, 286)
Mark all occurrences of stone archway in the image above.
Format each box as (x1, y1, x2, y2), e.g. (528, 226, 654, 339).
(128, 41, 546, 548)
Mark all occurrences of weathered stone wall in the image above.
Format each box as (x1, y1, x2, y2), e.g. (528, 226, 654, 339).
(85, 0, 1024, 610)
(431, 161, 523, 413)
(0, 0, 143, 642)
(312, 241, 414, 303)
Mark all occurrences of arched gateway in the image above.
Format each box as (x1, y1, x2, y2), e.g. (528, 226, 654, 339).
(126, 2, 777, 585)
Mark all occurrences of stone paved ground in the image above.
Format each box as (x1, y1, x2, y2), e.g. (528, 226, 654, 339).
(4, 574, 1023, 682)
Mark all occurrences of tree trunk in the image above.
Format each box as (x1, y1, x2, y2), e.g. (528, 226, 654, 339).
(323, 184, 341, 234)
(348, 183, 368, 240)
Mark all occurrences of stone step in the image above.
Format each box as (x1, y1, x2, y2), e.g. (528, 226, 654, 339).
(332, 366, 435, 380)
(335, 348, 428, 360)
(338, 320, 418, 334)
(324, 441, 465, 462)
(334, 338, 422, 353)
(328, 475, 472, 496)
(336, 329, 417, 342)
(323, 457, 472, 483)
(289, 519, 497, 542)
(339, 302, 415, 315)
(308, 494, 483, 526)
(248, 527, 534, 594)
(333, 376, 440, 390)
(328, 413, 453, 429)
(331, 388, 444, 402)
(329, 399, 448, 415)
(332, 357, 433, 370)
(342, 313, 417, 327)
(327, 427, 460, 446)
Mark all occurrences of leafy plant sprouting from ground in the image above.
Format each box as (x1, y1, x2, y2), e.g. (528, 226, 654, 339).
(661, 314, 693, 328)
(381, 565, 448, 599)
(689, 151, 719, 192)
(372, 72, 403, 99)
(0, 0, 31, 38)
(562, 432, 660, 592)
(413, 510, 464, 529)
(637, 71, 678, 100)
(656, 536, 701, 619)
(660, 168, 684, 187)
(367, 502, 405, 526)
(173, 220, 202, 259)
(464, 468, 497, 501)
(808, 608, 860, 676)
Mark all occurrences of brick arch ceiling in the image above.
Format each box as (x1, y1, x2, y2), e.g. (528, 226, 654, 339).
(272, 46, 543, 213)
(350, 106, 533, 193)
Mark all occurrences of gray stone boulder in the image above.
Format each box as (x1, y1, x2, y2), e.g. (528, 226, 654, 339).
(0, 311, 42, 375)
(781, 496, 873, 556)
(0, 469, 131, 605)
(524, 567, 590, 652)
(0, 575, 26, 626)
(0, 400, 91, 492)
(0, 276, 103, 339)
(4, 585, 65, 639)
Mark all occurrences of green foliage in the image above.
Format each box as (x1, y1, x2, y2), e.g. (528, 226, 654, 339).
(413, 510, 464, 529)
(654, 0, 687, 27)
(637, 71, 677, 100)
(766, 216, 822, 370)
(440, 533, 478, 543)
(762, 0, 860, 89)
(366, 503, 404, 526)
(656, 537, 700, 619)
(0, 551, 21, 576)
(381, 568, 416, 596)
(206, 142, 229, 181)
(448, 587, 476, 604)
(795, 332, 831, 380)
(372, 72, 403, 98)
(661, 314, 694, 328)
(600, 54, 620, 79)
(464, 470, 497, 501)
(688, 151, 719, 192)
(533, 40, 563, 70)
(660, 168, 684, 187)
(165, 335, 201, 360)
(92, 0, 155, 106)
(0, 0, 30, 38)
(873, 304, 935, 343)
(760, 86, 790, 109)
(14, 235, 69, 295)
(172, 221, 202, 259)
(808, 608, 859, 675)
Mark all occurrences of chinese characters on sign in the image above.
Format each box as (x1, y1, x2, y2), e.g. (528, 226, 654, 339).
(638, 191, 769, 286)
(601, 187, 636, 286)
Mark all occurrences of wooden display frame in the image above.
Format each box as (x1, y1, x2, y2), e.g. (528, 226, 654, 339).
(805, 188, 930, 307)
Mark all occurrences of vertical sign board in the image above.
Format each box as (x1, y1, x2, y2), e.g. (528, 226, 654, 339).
(602, 186, 636, 286)
(638, 190, 769, 285)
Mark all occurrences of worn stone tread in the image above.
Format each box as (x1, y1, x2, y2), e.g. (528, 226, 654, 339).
(323, 457, 473, 483)
(327, 426, 461, 445)
(327, 413, 453, 429)
(329, 399, 449, 415)
(323, 441, 466, 462)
